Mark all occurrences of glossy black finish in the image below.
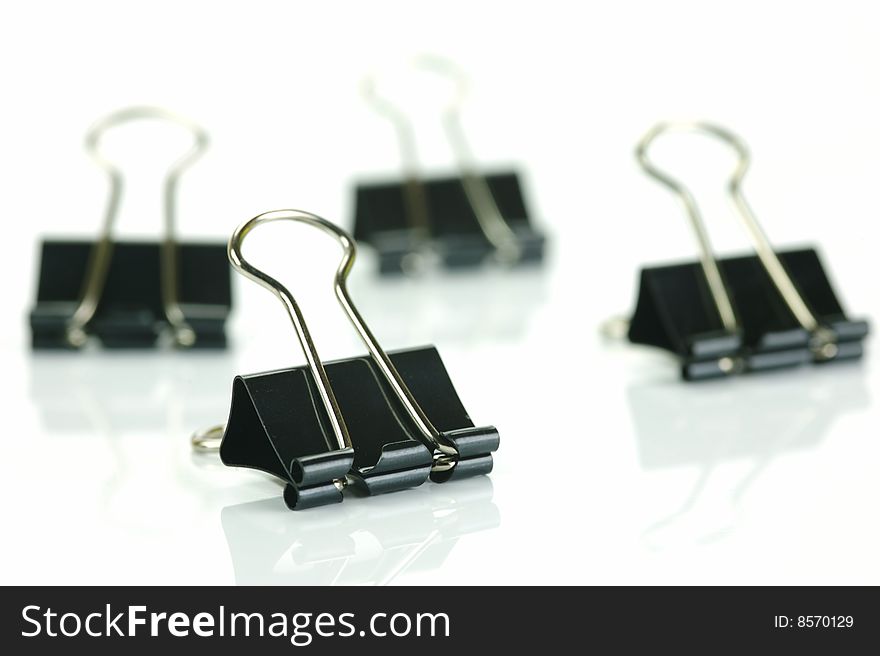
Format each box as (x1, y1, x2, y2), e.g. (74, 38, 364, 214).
(30, 240, 231, 349)
(388, 349, 500, 484)
(628, 247, 869, 380)
(353, 171, 546, 274)
(218, 345, 499, 510)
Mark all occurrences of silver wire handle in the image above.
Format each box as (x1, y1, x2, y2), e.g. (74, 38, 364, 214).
(636, 122, 830, 348)
(191, 424, 224, 452)
(363, 56, 522, 262)
(66, 106, 209, 347)
(228, 210, 455, 457)
(362, 71, 431, 242)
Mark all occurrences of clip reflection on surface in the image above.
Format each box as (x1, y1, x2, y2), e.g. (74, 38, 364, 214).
(221, 477, 499, 584)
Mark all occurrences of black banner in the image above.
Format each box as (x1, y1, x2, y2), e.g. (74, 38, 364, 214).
(1, 586, 876, 653)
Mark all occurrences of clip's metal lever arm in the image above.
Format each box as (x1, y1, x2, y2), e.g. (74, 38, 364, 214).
(636, 122, 740, 333)
(636, 122, 826, 347)
(228, 211, 353, 452)
(67, 106, 209, 347)
(363, 57, 522, 262)
(228, 210, 454, 459)
(417, 55, 522, 263)
(362, 77, 432, 241)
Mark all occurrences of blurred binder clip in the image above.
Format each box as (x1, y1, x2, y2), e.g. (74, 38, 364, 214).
(625, 122, 868, 380)
(353, 56, 546, 274)
(30, 107, 231, 349)
(192, 210, 499, 510)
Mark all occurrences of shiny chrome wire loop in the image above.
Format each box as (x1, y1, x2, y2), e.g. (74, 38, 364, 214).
(362, 71, 431, 242)
(191, 424, 225, 452)
(363, 56, 521, 262)
(228, 210, 453, 456)
(636, 122, 825, 342)
(66, 106, 209, 347)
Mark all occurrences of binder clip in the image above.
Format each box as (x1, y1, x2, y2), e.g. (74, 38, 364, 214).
(353, 56, 546, 274)
(30, 107, 231, 349)
(192, 209, 499, 510)
(625, 122, 868, 380)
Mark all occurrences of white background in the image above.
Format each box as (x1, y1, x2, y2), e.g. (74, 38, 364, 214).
(0, 0, 878, 585)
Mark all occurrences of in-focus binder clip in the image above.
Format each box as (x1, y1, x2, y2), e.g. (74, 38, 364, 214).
(353, 56, 546, 274)
(30, 107, 231, 349)
(192, 210, 499, 510)
(625, 122, 868, 380)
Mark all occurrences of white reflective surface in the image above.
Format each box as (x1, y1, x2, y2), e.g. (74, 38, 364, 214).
(1, 0, 879, 585)
(3, 262, 878, 585)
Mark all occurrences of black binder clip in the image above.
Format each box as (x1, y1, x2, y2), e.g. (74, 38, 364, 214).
(625, 122, 868, 380)
(192, 209, 499, 510)
(30, 107, 231, 350)
(353, 56, 546, 274)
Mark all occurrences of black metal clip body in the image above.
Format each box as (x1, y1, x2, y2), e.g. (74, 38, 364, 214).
(193, 210, 499, 510)
(29, 107, 230, 350)
(625, 122, 868, 380)
(353, 56, 546, 274)
(354, 171, 545, 274)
